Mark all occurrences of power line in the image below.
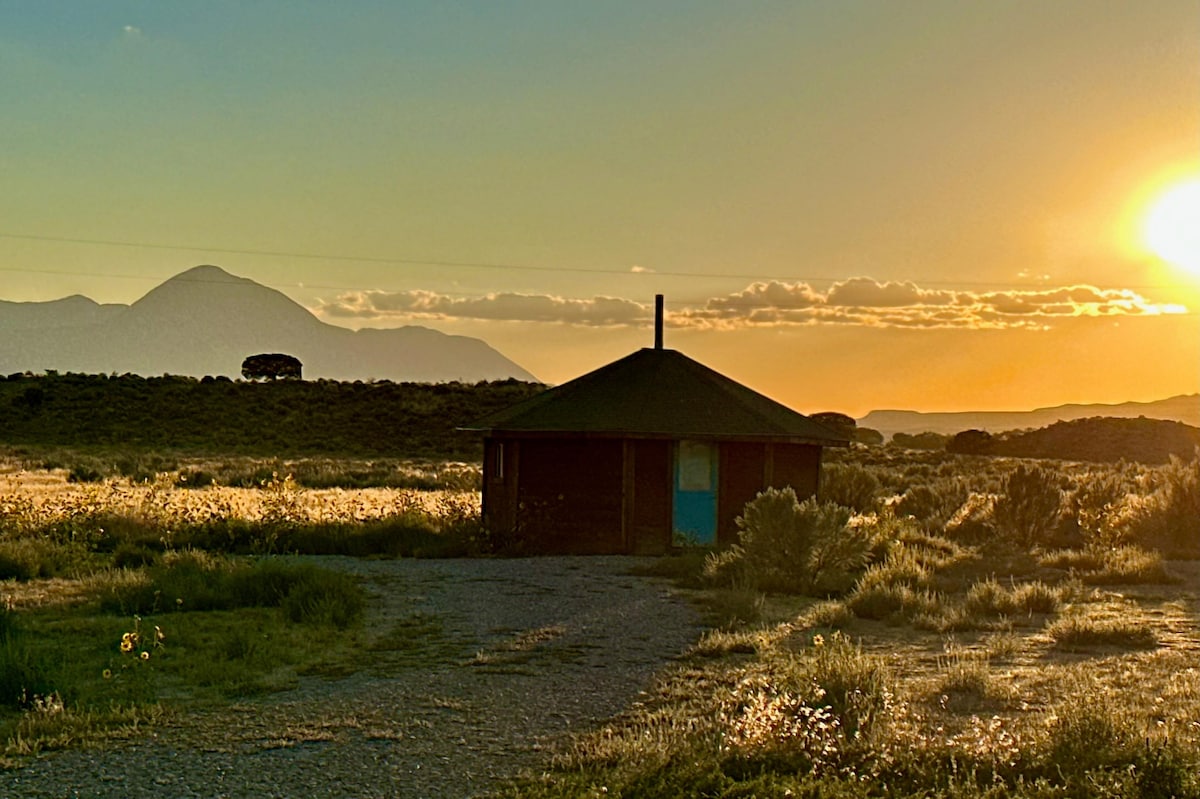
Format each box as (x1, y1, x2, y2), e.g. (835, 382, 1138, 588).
(0, 231, 792, 282)
(0, 230, 1194, 295)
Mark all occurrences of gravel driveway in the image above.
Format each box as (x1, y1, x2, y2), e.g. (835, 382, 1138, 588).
(2, 556, 702, 799)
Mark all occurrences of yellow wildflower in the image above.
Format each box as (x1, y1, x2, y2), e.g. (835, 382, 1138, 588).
(140, 651, 150, 661)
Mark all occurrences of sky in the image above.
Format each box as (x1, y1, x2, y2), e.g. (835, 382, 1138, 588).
(2, 1, 1198, 416)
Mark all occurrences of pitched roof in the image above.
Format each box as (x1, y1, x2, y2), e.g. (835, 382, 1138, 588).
(464, 347, 849, 445)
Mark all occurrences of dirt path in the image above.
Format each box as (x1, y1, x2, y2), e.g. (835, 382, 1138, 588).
(2, 556, 702, 799)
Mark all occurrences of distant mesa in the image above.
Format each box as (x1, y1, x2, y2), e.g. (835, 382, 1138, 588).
(858, 395, 1200, 440)
(0, 264, 538, 383)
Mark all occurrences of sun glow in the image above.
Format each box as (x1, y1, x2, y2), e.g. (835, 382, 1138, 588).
(1143, 179, 1200, 274)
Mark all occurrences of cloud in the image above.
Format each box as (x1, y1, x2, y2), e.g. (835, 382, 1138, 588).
(315, 277, 1185, 331)
(317, 290, 650, 326)
(122, 25, 143, 37)
(676, 278, 1185, 331)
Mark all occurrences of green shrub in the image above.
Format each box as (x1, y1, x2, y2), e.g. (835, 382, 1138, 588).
(1125, 455, 1200, 555)
(279, 570, 364, 629)
(893, 480, 968, 534)
(174, 469, 216, 488)
(66, 464, 104, 483)
(819, 464, 881, 513)
(1063, 470, 1133, 548)
(704, 588, 765, 629)
(705, 489, 875, 595)
(0, 537, 82, 581)
(992, 464, 1063, 549)
(111, 542, 159, 570)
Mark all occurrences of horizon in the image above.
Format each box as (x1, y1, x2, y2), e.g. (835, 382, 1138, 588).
(3, 2, 1199, 417)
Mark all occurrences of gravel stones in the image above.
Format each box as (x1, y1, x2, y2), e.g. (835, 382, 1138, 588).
(2, 556, 701, 798)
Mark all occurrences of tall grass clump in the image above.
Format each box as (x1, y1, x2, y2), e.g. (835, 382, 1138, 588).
(0, 538, 85, 581)
(1040, 545, 1173, 585)
(720, 632, 893, 776)
(1043, 692, 1139, 776)
(704, 489, 876, 595)
(1047, 613, 1158, 651)
(98, 553, 365, 629)
(0, 608, 55, 709)
(933, 649, 1001, 712)
(844, 535, 961, 622)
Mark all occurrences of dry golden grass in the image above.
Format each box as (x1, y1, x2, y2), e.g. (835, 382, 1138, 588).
(527, 548, 1200, 796)
(0, 460, 477, 533)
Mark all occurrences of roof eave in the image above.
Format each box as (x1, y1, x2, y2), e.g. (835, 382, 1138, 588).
(459, 427, 849, 447)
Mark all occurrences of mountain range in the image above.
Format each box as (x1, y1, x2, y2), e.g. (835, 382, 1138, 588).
(859, 394, 1200, 439)
(0, 265, 537, 383)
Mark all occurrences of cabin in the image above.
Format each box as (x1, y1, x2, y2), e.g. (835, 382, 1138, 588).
(463, 298, 849, 554)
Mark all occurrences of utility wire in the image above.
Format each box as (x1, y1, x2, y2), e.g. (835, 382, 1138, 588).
(0, 230, 1194, 295)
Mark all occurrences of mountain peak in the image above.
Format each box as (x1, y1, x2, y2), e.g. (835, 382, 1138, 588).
(0, 265, 537, 382)
(166, 264, 245, 284)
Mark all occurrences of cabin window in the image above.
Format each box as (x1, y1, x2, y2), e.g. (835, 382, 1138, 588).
(492, 442, 505, 482)
(677, 440, 714, 491)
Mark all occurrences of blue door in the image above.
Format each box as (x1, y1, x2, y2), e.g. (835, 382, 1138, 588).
(673, 441, 717, 545)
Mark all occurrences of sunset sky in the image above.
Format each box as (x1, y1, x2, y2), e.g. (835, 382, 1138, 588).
(2, 1, 1198, 416)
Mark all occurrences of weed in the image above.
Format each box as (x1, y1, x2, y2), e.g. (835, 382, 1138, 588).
(1047, 613, 1159, 650)
(933, 647, 999, 712)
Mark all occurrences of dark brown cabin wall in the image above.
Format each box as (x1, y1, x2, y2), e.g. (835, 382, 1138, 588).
(630, 439, 672, 554)
(481, 437, 521, 537)
(516, 438, 624, 553)
(770, 443, 822, 498)
(717, 442, 768, 548)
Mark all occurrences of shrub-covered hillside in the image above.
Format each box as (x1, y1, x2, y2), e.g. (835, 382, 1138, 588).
(947, 416, 1200, 464)
(0, 372, 544, 458)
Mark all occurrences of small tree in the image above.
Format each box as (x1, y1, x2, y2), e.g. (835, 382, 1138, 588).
(854, 427, 885, 446)
(947, 429, 994, 455)
(891, 431, 950, 451)
(811, 411, 857, 440)
(241, 353, 303, 381)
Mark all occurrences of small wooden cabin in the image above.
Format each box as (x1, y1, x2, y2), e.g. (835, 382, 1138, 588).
(465, 302, 849, 554)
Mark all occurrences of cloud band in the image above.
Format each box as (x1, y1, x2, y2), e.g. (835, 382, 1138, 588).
(315, 278, 1185, 331)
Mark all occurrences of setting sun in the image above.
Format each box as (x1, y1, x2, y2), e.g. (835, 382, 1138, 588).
(1144, 179, 1200, 274)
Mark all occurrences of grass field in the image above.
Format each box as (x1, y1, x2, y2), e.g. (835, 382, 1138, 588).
(502, 553, 1200, 797)
(4, 446, 1200, 795)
